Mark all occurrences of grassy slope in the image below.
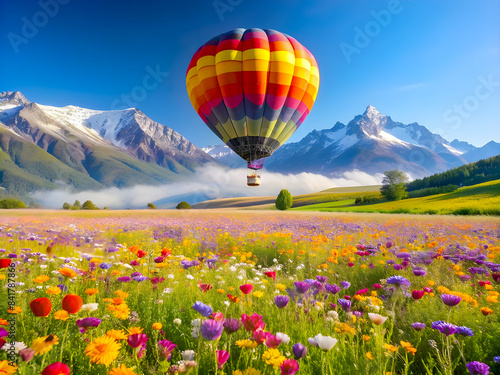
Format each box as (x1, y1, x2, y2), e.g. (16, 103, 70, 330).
(295, 179, 500, 215)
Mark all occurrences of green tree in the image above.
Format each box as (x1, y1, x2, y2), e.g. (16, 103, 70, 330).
(147, 203, 156, 209)
(73, 200, 82, 209)
(82, 200, 98, 210)
(176, 201, 191, 209)
(380, 170, 409, 201)
(0, 198, 26, 209)
(275, 189, 293, 210)
(62, 202, 71, 210)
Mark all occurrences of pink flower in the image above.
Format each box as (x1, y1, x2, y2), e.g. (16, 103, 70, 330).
(280, 359, 299, 375)
(217, 350, 229, 369)
(253, 329, 270, 345)
(241, 313, 265, 332)
(412, 290, 425, 300)
(265, 271, 276, 280)
(240, 284, 254, 294)
(264, 333, 281, 348)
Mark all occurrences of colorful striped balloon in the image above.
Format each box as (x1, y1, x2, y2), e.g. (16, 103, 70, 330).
(186, 28, 320, 166)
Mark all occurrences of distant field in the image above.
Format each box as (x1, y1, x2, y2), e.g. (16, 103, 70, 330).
(296, 179, 500, 215)
(292, 186, 381, 207)
(191, 196, 275, 209)
(318, 185, 381, 193)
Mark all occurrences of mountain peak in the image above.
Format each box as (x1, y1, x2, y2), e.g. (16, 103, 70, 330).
(363, 105, 384, 120)
(0, 91, 30, 106)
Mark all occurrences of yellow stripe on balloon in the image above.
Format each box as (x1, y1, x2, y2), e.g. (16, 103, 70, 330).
(196, 55, 216, 70)
(215, 61, 243, 74)
(219, 118, 238, 139)
(242, 59, 269, 72)
(242, 48, 270, 61)
(294, 58, 312, 70)
(215, 49, 242, 64)
(270, 51, 295, 64)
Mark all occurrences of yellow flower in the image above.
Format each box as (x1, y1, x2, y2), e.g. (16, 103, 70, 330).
(127, 327, 143, 335)
(481, 307, 493, 315)
(217, 289, 225, 294)
(0, 275, 5, 280)
(84, 335, 121, 366)
(59, 268, 77, 278)
(428, 280, 435, 287)
(106, 330, 128, 341)
(34, 275, 50, 283)
(112, 304, 130, 320)
(7, 306, 21, 314)
(235, 339, 258, 349)
(0, 360, 17, 374)
(363, 335, 371, 341)
(32, 335, 59, 356)
(108, 364, 137, 375)
(233, 369, 262, 375)
(487, 295, 498, 303)
(152, 323, 162, 330)
(400, 341, 417, 355)
(111, 270, 121, 276)
(252, 291, 264, 298)
(54, 310, 69, 321)
(85, 288, 99, 296)
(275, 284, 286, 291)
(46, 287, 62, 295)
(366, 352, 373, 360)
(383, 343, 398, 352)
(114, 290, 129, 299)
(262, 348, 286, 368)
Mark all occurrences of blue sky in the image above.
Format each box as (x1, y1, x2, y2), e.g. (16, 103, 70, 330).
(1, 0, 499, 148)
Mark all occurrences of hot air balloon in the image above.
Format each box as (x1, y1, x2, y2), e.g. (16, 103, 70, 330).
(186, 28, 319, 186)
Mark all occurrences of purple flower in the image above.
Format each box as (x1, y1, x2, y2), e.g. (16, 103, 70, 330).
(275, 295, 290, 309)
(413, 267, 427, 277)
(316, 275, 328, 283)
(494, 356, 500, 363)
(468, 267, 487, 275)
(192, 301, 213, 317)
(460, 275, 472, 282)
(294, 281, 310, 294)
(386, 276, 411, 286)
(431, 320, 446, 329)
(433, 322, 457, 336)
(0, 328, 8, 338)
(466, 361, 490, 375)
(411, 322, 426, 331)
(223, 318, 240, 334)
(325, 284, 341, 294)
(154, 256, 164, 263)
(200, 319, 223, 341)
(99, 263, 112, 270)
(441, 294, 461, 307)
(76, 317, 101, 333)
(340, 281, 351, 289)
(292, 343, 307, 359)
(338, 298, 351, 312)
(456, 326, 474, 337)
(353, 311, 363, 317)
(117, 276, 131, 282)
(393, 264, 404, 271)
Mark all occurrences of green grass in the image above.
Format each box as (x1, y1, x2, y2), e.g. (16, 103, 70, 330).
(295, 179, 500, 215)
(292, 188, 382, 208)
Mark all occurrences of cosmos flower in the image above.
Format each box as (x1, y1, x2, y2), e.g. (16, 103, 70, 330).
(411, 322, 426, 331)
(241, 313, 265, 332)
(386, 276, 411, 286)
(223, 318, 240, 334)
(338, 299, 351, 312)
(192, 301, 213, 317)
(456, 326, 474, 337)
(433, 322, 457, 336)
(76, 317, 101, 333)
(127, 333, 148, 348)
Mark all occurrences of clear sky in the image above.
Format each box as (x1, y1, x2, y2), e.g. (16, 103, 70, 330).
(1, 0, 499, 148)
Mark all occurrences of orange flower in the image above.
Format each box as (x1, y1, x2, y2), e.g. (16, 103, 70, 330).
(114, 290, 129, 299)
(0, 319, 8, 326)
(7, 306, 21, 314)
(33, 275, 50, 283)
(30, 297, 52, 317)
(54, 310, 69, 321)
(59, 268, 77, 278)
(46, 287, 62, 295)
(85, 288, 99, 296)
(152, 323, 162, 330)
(127, 327, 143, 335)
(363, 335, 371, 341)
(62, 294, 83, 314)
(481, 307, 493, 316)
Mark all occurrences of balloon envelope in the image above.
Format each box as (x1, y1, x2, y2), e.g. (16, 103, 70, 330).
(186, 28, 319, 165)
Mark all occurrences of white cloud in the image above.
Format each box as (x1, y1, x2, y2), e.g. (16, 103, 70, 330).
(32, 165, 383, 209)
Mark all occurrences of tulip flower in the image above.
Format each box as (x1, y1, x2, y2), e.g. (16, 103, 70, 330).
(62, 294, 83, 314)
(217, 350, 229, 369)
(30, 297, 51, 317)
(281, 359, 299, 375)
(292, 343, 307, 359)
(41, 362, 71, 375)
(412, 290, 425, 300)
(239, 284, 254, 294)
(0, 259, 12, 269)
(368, 313, 388, 325)
(441, 294, 461, 307)
(265, 271, 276, 280)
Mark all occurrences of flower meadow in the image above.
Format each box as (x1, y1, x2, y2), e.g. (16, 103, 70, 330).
(0, 211, 499, 375)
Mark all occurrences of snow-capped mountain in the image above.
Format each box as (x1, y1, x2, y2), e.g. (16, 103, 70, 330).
(208, 105, 498, 178)
(202, 145, 246, 168)
(0, 91, 216, 198)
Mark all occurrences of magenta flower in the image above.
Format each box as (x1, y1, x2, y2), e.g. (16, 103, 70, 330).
(217, 350, 229, 369)
(253, 329, 270, 345)
(264, 334, 281, 348)
(158, 340, 177, 360)
(466, 361, 490, 375)
(76, 317, 101, 333)
(241, 313, 265, 332)
(127, 333, 148, 348)
(200, 319, 223, 341)
(223, 318, 240, 334)
(441, 294, 461, 307)
(280, 359, 300, 375)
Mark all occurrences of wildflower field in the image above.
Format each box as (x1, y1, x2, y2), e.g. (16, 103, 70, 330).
(0, 210, 499, 375)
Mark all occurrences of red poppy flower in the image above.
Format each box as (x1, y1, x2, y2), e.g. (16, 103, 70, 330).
(227, 294, 239, 303)
(478, 280, 491, 287)
(412, 290, 425, 300)
(137, 250, 146, 258)
(239, 284, 254, 295)
(41, 362, 71, 375)
(0, 259, 11, 269)
(198, 283, 212, 292)
(62, 294, 83, 314)
(265, 271, 276, 280)
(0, 338, 5, 348)
(30, 297, 52, 317)
(161, 248, 171, 257)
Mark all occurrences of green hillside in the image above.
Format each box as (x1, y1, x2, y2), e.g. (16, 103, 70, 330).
(292, 186, 382, 208)
(294, 179, 500, 215)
